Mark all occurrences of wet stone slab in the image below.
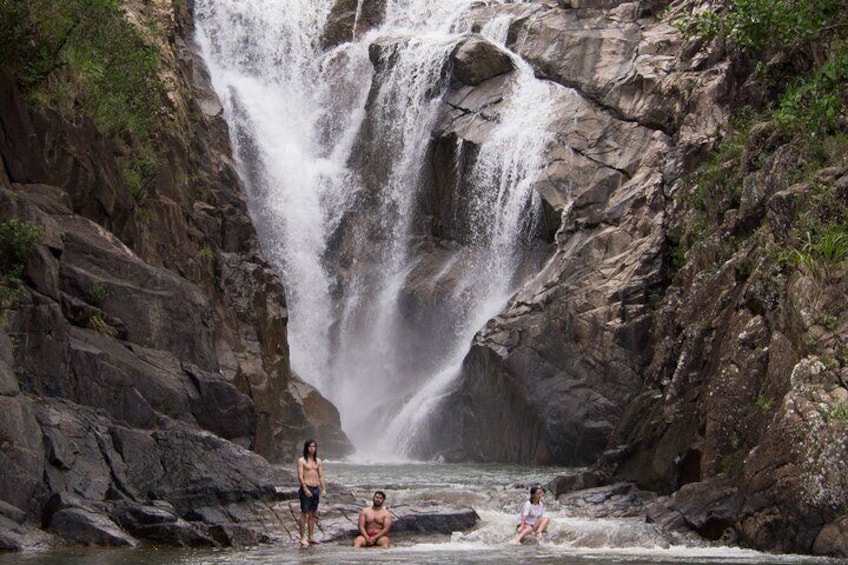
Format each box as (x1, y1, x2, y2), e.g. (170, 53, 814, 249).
(279, 499, 480, 544)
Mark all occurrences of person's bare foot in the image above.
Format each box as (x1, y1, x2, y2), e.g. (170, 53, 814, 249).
(309, 539, 320, 545)
(300, 537, 309, 547)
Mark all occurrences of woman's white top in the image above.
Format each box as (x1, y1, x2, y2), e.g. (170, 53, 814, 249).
(518, 501, 544, 526)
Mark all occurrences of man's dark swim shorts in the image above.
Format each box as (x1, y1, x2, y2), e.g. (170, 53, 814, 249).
(299, 485, 320, 512)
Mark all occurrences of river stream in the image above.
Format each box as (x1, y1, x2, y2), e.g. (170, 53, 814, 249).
(3, 462, 841, 565)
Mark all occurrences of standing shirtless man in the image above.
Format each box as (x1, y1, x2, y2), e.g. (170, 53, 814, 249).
(297, 439, 326, 547)
(353, 490, 392, 548)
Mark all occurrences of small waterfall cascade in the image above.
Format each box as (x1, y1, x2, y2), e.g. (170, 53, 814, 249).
(194, 0, 565, 458)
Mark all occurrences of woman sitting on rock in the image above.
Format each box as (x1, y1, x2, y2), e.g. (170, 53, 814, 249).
(516, 485, 550, 543)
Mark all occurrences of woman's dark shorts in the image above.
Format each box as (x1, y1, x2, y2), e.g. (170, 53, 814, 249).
(299, 485, 320, 513)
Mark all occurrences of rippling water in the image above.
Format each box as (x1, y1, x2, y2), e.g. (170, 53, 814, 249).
(4, 463, 842, 565)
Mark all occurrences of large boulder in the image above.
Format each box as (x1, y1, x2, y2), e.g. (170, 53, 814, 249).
(321, 0, 387, 50)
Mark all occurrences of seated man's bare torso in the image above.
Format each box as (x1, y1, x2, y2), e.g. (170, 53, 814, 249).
(363, 506, 389, 534)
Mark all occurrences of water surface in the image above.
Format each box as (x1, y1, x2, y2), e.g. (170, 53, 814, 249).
(5, 463, 839, 565)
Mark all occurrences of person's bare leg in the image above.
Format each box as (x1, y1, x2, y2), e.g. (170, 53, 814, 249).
(534, 517, 550, 542)
(299, 513, 308, 546)
(307, 511, 317, 542)
(354, 535, 366, 548)
(377, 536, 390, 548)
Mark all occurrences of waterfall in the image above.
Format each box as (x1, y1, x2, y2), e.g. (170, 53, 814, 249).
(194, 0, 559, 458)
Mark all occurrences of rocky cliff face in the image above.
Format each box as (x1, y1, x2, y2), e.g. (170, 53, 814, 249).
(394, 0, 731, 466)
(0, 0, 350, 550)
(601, 122, 848, 556)
(320, 0, 848, 557)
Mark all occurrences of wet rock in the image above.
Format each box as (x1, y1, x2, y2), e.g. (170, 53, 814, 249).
(112, 500, 180, 529)
(0, 1, 357, 548)
(321, 0, 387, 49)
(548, 470, 604, 496)
(47, 507, 138, 547)
(0, 394, 46, 516)
(290, 501, 480, 543)
(0, 512, 57, 551)
(183, 362, 256, 444)
(449, 36, 514, 88)
(112, 502, 216, 547)
(419, 0, 704, 466)
(55, 213, 217, 370)
(558, 482, 657, 519)
(289, 379, 356, 459)
(0, 359, 19, 396)
(668, 477, 739, 541)
(813, 518, 848, 558)
(391, 502, 481, 534)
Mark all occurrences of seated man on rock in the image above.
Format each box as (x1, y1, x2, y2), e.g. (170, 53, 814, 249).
(353, 490, 392, 548)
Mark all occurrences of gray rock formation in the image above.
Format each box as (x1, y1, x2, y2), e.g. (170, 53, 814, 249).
(0, 0, 353, 551)
(403, 1, 726, 467)
(321, 0, 386, 49)
(315, 0, 848, 556)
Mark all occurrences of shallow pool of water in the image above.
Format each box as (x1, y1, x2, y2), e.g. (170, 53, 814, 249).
(2, 462, 840, 565)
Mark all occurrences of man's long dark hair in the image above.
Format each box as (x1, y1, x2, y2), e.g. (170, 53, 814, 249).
(303, 439, 318, 461)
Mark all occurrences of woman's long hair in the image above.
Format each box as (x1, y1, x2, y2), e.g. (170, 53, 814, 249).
(303, 439, 318, 461)
(529, 485, 543, 502)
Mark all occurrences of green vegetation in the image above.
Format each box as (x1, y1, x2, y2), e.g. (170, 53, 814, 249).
(774, 49, 848, 137)
(792, 229, 848, 281)
(89, 313, 118, 338)
(0, 0, 166, 202)
(0, 218, 43, 278)
(676, 0, 845, 55)
(89, 282, 109, 305)
(828, 401, 848, 421)
(0, 218, 43, 306)
(787, 179, 848, 281)
(676, 0, 848, 146)
(199, 244, 215, 260)
(672, 1, 848, 282)
(755, 395, 774, 410)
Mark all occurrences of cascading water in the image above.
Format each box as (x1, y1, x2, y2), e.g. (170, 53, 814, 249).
(194, 0, 560, 457)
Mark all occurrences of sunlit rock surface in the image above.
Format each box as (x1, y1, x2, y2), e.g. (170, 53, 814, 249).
(417, 1, 719, 467)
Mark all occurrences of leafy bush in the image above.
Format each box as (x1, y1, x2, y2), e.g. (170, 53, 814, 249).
(0, 217, 43, 307)
(0, 0, 167, 201)
(676, 0, 846, 55)
(0, 218, 43, 278)
(774, 45, 848, 136)
(0, 0, 164, 138)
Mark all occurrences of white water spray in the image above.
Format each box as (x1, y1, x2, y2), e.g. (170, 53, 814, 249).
(195, 0, 560, 457)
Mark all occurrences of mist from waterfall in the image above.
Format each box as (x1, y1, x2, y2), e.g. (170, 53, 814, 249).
(194, 0, 559, 458)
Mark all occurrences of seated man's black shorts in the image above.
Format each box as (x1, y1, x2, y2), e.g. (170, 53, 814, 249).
(299, 485, 320, 513)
